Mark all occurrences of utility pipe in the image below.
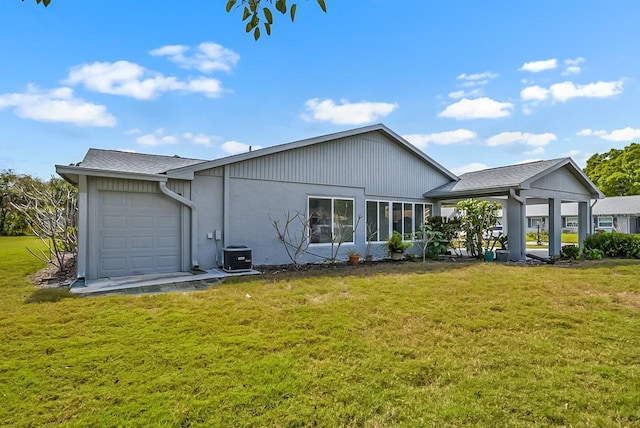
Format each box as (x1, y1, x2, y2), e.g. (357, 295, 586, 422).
(159, 182, 199, 269)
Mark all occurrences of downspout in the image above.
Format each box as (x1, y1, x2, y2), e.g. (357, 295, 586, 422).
(509, 188, 524, 204)
(159, 182, 199, 269)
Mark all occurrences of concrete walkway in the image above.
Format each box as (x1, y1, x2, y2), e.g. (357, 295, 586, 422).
(70, 269, 261, 297)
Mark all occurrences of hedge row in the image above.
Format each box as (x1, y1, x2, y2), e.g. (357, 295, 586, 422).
(583, 232, 640, 259)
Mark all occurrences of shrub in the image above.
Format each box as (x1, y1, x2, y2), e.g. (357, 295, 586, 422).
(583, 248, 604, 260)
(584, 232, 640, 259)
(559, 244, 581, 261)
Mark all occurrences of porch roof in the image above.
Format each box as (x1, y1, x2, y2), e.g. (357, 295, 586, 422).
(423, 158, 603, 200)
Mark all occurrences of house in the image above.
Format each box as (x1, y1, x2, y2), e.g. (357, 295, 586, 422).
(56, 124, 602, 282)
(523, 195, 640, 234)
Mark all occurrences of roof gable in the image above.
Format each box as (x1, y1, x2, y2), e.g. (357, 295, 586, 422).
(166, 123, 458, 181)
(424, 158, 603, 199)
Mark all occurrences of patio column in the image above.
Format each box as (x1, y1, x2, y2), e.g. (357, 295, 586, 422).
(578, 201, 590, 248)
(506, 194, 526, 261)
(431, 200, 442, 217)
(548, 198, 562, 257)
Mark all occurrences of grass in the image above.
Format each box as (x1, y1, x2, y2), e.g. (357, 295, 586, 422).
(1, 236, 640, 426)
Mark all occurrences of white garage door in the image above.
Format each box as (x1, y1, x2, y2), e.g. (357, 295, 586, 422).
(98, 191, 182, 278)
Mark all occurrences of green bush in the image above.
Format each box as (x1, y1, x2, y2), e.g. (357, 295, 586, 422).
(583, 248, 604, 260)
(559, 244, 581, 260)
(584, 232, 640, 259)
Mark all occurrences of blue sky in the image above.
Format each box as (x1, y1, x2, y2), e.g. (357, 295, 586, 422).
(2, 0, 640, 179)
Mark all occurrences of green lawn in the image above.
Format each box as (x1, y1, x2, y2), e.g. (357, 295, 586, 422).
(1, 236, 639, 426)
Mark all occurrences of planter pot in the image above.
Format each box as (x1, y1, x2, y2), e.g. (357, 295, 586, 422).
(495, 249, 508, 262)
(390, 251, 404, 261)
(484, 251, 495, 262)
(348, 255, 360, 266)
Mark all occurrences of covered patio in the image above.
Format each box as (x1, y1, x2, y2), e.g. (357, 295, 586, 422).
(424, 158, 603, 261)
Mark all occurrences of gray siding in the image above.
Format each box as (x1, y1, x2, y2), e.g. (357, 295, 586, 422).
(226, 178, 369, 266)
(192, 173, 224, 269)
(220, 131, 451, 198)
(531, 167, 591, 197)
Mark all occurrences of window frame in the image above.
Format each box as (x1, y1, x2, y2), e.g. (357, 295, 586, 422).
(597, 215, 613, 229)
(366, 200, 432, 242)
(308, 196, 356, 245)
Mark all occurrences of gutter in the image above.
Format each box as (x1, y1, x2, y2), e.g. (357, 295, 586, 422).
(159, 182, 199, 269)
(509, 189, 525, 204)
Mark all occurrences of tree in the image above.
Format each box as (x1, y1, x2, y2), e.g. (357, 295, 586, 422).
(0, 169, 44, 235)
(12, 176, 78, 273)
(584, 143, 640, 196)
(25, 0, 327, 41)
(455, 199, 500, 258)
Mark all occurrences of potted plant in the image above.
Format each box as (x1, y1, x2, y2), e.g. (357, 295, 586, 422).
(346, 248, 361, 266)
(384, 231, 412, 261)
(495, 234, 508, 262)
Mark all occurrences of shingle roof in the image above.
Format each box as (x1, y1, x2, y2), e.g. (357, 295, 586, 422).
(80, 149, 206, 175)
(593, 195, 640, 215)
(424, 158, 568, 197)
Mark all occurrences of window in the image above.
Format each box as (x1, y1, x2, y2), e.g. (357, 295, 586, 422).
(309, 197, 354, 244)
(597, 216, 613, 229)
(366, 200, 431, 242)
(565, 216, 579, 229)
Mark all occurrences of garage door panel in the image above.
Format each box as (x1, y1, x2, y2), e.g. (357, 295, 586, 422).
(131, 216, 154, 229)
(98, 191, 182, 278)
(102, 236, 127, 250)
(131, 236, 154, 249)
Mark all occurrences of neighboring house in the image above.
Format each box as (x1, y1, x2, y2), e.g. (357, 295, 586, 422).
(56, 124, 602, 282)
(519, 195, 640, 234)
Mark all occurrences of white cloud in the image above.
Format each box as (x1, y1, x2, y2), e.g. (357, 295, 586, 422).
(562, 66, 581, 76)
(150, 42, 240, 73)
(64, 61, 225, 99)
(562, 57, 585, 75)
(521, 85, 549, 101)
(524, 146, 545, 155)
(549, 80, 623, 102)
(516, 158, 543, 164)
(564, 149, 581, 157)
(600, 127, 640, 142)
(0, 85, 116, 127)
(402, 129, 477, 149)
(519, 59, 558, 73)
(136, 128, 179, 146)
(449, 89, 482, 99)
(438, 97, 513, 120)
(221, 140, 262, 154)
(65, 61, 180, 100)
(457, 71, 499, 81)
(185, 77, 224, 98)
(125, 128, 142, 135)
(302, 98, 398, 125)
(183, 132, 212, 146)
(461, 80, 488, 88)
(450, 162, 488, 175)
(577, 128, 606, 137)
(486, 132, 557, 151)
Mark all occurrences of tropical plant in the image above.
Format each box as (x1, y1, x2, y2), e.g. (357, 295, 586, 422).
(384, 231, 412, 256)
(455, 199, 500, 258)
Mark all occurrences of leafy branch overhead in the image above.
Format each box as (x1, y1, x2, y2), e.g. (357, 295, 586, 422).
(25, 0, 327, 41)
(227, 0, 327, 40)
